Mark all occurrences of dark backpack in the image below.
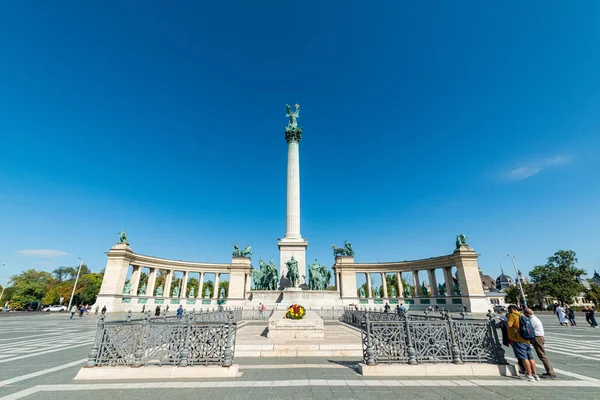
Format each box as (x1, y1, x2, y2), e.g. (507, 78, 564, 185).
(519, 314, 536, 340)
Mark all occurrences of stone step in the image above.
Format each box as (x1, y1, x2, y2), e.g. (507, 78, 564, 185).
(235, 349, 362, 357)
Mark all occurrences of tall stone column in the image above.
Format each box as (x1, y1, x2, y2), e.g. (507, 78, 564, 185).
(147, 268, 157, 297)
(366, 273, 372, 298)
(428, 269, 438, 296)
(413, 270, 421, 297)
(130, 265, 141, 296)
(278, 104, 308, 287)
(381, 272, 388, 298)
(213, 273, 220, 299)
(164, 270, 173, 298)
(444, 267, 455, 296)
(396, 272, 404, 299)
(197, 272, 204, 299)
(180, 271, 189, 299)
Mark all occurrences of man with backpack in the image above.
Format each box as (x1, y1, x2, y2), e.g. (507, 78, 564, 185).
(507, 304, 538, 381)
(523, 308, 556, 379)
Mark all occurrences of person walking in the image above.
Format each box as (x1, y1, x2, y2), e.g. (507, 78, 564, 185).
(155, 305, 161, 317)
(101, 305, 107, 315)
(585, 307, 599, 328)
(555, 305, 567, 326)
(94, 305, 99, 315)
(78, 304, 84, 318)
(507, 305, 538, 381)
(523, 308, 556, 379)
(141, 305, 146, 314)
(565, 305, 576, 326)
(258, 303, 264, 319)
(70, 305, 78, 320)
(384, 303, 390, 313)
(176, 305, 184, 319)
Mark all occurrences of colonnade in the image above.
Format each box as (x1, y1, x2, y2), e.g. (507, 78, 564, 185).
(353, 266, 457, 299)
(126, 266, 253, 300)
(333, 244, 489, 312)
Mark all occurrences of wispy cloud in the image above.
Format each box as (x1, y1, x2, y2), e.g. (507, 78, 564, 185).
(504, 155, 571, 181)
(17, 249, 69, 258)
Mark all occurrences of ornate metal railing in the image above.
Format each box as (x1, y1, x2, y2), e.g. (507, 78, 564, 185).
(357, 311, 506, 366)
(85, 311, 237, 368)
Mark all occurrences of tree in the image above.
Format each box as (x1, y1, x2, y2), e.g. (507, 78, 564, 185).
(504, 282, 544, 308)
(529, 250, 585, 305)
(585, 282, 600, 306)
(53, 265, 91, 281)
(504, 285, 522, 305)
(9, 269, 55, 308)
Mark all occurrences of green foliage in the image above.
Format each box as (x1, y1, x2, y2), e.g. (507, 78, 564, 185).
(529, 250, 585, 304)
(504, 285, 522, 305)
(585, 282, 600, 306)
(7, 265, 102, 309)
(10, 269, 55, 308)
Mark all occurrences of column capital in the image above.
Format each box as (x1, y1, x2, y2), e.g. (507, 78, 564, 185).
(285, 127, 303, 143)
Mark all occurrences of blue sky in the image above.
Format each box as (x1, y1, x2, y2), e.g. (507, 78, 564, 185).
(1, 1, 600, 284)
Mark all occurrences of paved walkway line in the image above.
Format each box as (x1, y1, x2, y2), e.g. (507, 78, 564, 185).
(505, 356, 600, 383)
(0, 358, 87, 388)
(1, 378, 600, 399)
(239, 364, 350, 369)
(0, 341, 93, 364)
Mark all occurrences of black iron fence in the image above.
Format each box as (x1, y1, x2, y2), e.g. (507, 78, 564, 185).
(341, 309, 507, 366)
(86, 311, 237, 368)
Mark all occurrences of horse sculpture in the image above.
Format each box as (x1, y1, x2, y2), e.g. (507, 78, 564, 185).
(232, 244, 253, 257)
(252, 258, 279, 290)
(308, 259, 331, 290)
(455, 233, 468, 248)
(332, 241, 355, 257)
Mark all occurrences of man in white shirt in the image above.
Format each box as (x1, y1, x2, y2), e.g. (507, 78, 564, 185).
(524, 308, 556, 379)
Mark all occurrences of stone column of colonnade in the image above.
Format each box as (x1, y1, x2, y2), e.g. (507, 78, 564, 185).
(147, 268, 157, 296)
(428, 269, 438, 296)
(396, 272, 404, 298)
(443, 266, 455, 296)
(366, 273, 372, 298)
(130, 266, 142, 296)
(196, 272, 205, 299)
(412, 270, 421, 297)
(164, 270, 173, 297)
(180, 271, 189, 299)
(381, 272, 388, 298)
(213, 273, 220, 299)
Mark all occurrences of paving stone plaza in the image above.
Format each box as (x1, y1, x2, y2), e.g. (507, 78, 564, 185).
(1, 312, 599, 400)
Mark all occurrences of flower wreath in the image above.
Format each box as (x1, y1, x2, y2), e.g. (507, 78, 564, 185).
(285, 304, 306, 320)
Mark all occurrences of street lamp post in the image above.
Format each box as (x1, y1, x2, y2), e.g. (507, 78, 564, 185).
(67, 258, 84, 311)
(507, 254, 527, 308)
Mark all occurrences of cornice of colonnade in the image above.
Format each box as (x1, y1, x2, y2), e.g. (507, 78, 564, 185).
(106, 243, 253, 273)
(332, 246, 479, 272)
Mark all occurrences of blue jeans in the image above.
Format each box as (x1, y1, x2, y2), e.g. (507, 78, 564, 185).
(70, 312, 75, 319)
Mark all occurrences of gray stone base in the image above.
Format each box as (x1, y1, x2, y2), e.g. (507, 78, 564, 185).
(267, 311, 324, 339)
(74, 365, 241, 380)
(358, 363, 518, 377)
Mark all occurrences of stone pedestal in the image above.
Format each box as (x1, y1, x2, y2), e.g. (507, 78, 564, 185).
(267, 311, 324, 339)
